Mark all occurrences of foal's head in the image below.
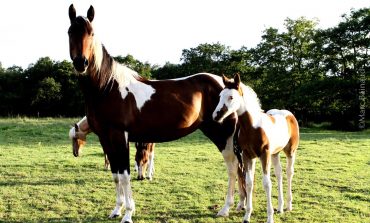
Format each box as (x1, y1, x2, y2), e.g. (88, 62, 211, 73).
(68, 4, 97, 73)
(71, 123, 87, 157)
(135, 142, 153, 180)
(212, 74, 243, 123)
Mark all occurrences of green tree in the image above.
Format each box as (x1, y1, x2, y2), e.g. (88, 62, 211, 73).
(0, 66, 26, 116)
(180, 42, 231, 75)
(114, 54, 152, 79)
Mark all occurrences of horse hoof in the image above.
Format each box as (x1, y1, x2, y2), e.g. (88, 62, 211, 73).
(216, 211, 229, 217)
(108, 214, 120, 219)
(274, 208, 284, 214)
(243, 221, 250, 223)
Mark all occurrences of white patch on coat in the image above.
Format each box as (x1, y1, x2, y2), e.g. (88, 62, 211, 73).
(261, 109, 293, 154)
(113, 64, 155, 111)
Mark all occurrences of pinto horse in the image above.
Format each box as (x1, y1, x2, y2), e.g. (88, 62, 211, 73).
(69, 116, 156, 178)
(213, 74, 299, 223)
(135, 142, 155, 180)
(68, 5, 246, 223)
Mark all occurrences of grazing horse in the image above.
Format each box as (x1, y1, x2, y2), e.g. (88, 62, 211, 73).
(68, 5, 246, 223)
(135, 142, 155, 180)
(69, 117, 155, 179)
(213, 74, 299, 223)
(69, 116, 110, 169)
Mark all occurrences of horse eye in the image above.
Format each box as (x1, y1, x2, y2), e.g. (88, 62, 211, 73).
(229, 96, 233, 100)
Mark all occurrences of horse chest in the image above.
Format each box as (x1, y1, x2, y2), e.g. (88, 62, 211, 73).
(238, 126, 268, 158)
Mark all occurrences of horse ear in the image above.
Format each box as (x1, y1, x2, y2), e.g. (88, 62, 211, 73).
(87, 5, 95, 22)
(69, 4, 76, 23)
(222, 74, 228, 84)
(234, 73, 241, 86)
(74, 123, 79, 131)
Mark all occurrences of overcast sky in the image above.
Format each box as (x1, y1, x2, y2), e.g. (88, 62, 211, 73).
(0, 0, 368, 69)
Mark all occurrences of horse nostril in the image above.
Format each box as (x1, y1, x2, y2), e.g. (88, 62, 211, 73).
(84, 58, 89, 66)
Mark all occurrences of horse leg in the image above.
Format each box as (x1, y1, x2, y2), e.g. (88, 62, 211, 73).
(236, 165, 247, 211)
(101, 138, 124, 219)
(105, 131, 135, 223)
(271, 153, 284, 213)
(147, 149, 154, 180)
(104, 154, 110, 170)
(286, 153, 296, 211)
(242, 158, 256, 223)
(119, 131, 135, 223)
(109, 172, 125, 218)
(217, 137, 238, 217)
(261, 151, 274, 223)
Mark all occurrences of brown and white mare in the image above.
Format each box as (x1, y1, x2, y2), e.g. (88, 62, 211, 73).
(69, 117, 155, 178)
(213, 74, 299, 223)
(68, 5, 247, 223)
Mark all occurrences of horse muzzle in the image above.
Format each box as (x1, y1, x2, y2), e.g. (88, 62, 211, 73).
(72, 56, 89, 73)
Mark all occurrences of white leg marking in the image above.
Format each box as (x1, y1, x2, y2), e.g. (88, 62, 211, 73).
(137, 164, 143, 180)
(286, 154, 296, 211)
(147, 151, 154, 180)
(243, 158, 256, 223)
(263, 172, 274, 223)
(120, 170, 135, 223)
(109, 173, 125, 218)
(217, 138, 237, 217)
(272, 154, 284, 213)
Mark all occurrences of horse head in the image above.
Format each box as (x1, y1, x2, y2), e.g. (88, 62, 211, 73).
(212, 73, 243, 123)
(71, 123, 87, 157)
(68, 4, 97, 74)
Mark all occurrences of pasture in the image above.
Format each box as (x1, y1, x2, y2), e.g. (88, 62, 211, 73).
(0, 118, 369, 223)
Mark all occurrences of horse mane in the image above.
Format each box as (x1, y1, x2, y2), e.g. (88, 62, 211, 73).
(89, 42, 146, 89)
(240, 84, 262, 115)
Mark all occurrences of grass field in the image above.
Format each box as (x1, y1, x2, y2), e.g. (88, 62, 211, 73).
(0, 118, 369, 223)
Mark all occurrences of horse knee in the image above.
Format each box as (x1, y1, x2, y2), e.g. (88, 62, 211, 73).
(119, 171, 131, 185)
(262, 175, 272, 190)
(245, 175, 253, 190)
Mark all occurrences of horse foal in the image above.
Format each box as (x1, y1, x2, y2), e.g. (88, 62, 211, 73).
(213, 74, 299, 223)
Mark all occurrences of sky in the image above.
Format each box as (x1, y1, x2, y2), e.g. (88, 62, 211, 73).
(0, 0, 368, 69)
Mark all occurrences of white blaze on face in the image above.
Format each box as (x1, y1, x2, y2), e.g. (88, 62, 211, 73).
(213, 88, 241, 122)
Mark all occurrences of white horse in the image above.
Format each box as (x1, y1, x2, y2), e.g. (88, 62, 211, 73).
(213, 74, 299, 223)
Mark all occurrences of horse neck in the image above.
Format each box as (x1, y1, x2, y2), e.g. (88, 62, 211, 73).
(86, 42, 115, 89)
(237, 86, 263, 128)
(85, 41, 142, 91)
(78, 121, 90, 134)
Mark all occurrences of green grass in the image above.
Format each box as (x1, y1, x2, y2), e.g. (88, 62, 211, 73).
(0, 118, 369, 223)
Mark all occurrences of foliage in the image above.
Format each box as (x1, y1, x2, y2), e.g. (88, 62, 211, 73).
(0, 7, 369, 130)
(0, 118, 369, 222)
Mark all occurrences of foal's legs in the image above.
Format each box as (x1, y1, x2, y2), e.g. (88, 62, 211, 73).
(261, 151, 274, 223)
(271, 153, 284, 213)
(242, 158, 256, 223)
(286, 153, 296, 211)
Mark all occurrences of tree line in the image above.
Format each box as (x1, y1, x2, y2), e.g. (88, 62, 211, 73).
(0, 8, 369, 130)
